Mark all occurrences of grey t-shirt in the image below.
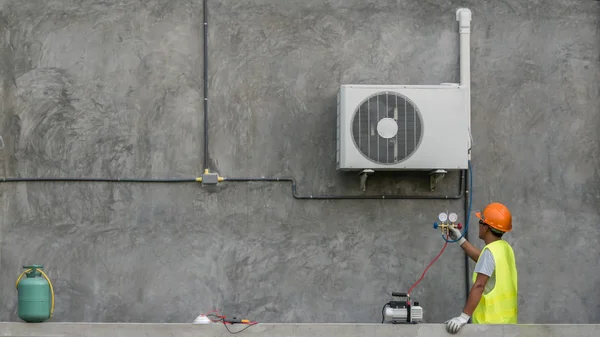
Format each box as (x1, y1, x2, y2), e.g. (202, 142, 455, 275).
(474, 249, 495, 294)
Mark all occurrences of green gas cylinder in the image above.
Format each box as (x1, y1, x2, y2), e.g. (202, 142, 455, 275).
(16, 265, 54, 323)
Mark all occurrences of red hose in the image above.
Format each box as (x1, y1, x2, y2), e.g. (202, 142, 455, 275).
(406, 241, 449, 303)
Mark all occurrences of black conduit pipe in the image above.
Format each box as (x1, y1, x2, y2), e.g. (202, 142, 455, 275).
(203, 0, 209, 171)
(463, 165, 470, 302)
(223, 172, 465, 200)
(0, 173, 464, 200)
(0, 177, 197, 183)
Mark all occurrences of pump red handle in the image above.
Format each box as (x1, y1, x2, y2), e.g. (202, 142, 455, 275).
(456, 223, 463, 230)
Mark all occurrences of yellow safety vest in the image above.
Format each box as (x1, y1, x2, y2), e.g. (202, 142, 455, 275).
(471, 240, 518, 324)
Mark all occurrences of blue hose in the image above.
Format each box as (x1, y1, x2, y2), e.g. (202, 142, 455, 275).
(442, 160, 473, 243)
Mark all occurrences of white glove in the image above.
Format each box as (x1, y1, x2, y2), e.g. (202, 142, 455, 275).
(448, 226, 466, 245)
(445, 313, 470, 334)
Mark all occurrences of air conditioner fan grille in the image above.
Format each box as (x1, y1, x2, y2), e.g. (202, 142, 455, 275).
(351, 92, 423, 164)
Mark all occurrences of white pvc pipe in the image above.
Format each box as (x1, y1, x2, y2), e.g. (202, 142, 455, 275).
(456, 8, 472, 159)
(457, 8, 471, 87)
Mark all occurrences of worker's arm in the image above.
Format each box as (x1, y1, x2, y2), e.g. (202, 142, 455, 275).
(462, 272, 489, 316)
(446, 250, 495, 334)
(459, 240, 482, 263)
(449, 227, 481, 262)
(445, 273, 489, 334)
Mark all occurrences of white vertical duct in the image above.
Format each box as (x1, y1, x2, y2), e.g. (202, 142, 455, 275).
(456, 8, 472, 159)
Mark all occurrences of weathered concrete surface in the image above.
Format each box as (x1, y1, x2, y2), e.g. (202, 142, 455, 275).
(0, 323, 598, 337)
(0, 0, 599, 324)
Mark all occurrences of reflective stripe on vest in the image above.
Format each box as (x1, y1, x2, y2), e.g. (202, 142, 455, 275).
(472, 240, 518, 324)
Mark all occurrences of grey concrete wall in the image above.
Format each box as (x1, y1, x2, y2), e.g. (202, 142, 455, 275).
(0, 323, 598, 337)
(0, 0, 598, 324)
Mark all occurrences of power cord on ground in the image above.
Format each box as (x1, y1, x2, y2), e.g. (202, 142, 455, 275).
(205, 312, 258, 335)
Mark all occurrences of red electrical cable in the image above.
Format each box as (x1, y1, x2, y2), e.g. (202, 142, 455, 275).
(406, 241, 449, 302)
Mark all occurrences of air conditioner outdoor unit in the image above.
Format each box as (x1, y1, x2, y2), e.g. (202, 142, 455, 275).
(336, 8, 472, 172)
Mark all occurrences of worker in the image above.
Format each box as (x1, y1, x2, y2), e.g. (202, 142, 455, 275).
(445, 202, 518, 334)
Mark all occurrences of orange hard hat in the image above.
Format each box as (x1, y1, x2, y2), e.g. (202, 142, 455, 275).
(475, 202, 512, 233)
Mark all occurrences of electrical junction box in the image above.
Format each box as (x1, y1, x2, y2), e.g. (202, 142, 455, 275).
(201, 172, 219, 185)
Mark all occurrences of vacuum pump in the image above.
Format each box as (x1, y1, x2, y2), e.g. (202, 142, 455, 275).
(382, 292, 423, 324)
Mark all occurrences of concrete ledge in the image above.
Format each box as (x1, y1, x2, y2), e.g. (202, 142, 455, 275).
(0, 323, 596, 337)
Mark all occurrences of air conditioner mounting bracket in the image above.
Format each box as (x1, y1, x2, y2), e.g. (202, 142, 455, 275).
(359, 169, 375, 192)
(429, 169, 447, 192)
